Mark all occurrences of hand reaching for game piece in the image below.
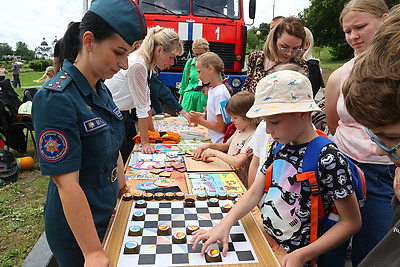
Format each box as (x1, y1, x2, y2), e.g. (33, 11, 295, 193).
(141, 143, 156, 154)
(190, 224, 231, 256)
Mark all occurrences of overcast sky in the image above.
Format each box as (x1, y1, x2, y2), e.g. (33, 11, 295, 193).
(1, 0, 310, 50)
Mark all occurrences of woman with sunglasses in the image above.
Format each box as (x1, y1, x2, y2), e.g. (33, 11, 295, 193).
(242, 17, 308, 93)
(325, 0, 394, 265)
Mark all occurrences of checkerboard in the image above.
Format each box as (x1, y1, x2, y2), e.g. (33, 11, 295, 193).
(117, 200, 259, 266)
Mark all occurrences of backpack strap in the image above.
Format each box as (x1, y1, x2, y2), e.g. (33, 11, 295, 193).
(264, 142, 284, 192)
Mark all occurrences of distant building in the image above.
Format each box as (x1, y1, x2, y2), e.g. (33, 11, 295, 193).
(2, 55, 22, 61)
(34, 37, 58, 59)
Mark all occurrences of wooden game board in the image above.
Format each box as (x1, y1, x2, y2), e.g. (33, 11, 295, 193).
(184, 156, 236, 172)
(185, 172, 246, 195)
(103, 196, 280, 267)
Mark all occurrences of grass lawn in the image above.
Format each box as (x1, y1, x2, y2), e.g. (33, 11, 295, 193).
(0, 48, 347, 267)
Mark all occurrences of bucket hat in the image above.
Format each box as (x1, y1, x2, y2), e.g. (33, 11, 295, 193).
(246, 70, 321, 118)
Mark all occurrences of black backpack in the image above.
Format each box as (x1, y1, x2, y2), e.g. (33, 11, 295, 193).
(0, 79, 21, 116)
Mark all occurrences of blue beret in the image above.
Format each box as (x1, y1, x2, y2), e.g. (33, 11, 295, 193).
(89, 0, 147, 46)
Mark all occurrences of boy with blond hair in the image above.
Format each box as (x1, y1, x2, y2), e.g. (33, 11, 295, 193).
(191, 70, 361, 266)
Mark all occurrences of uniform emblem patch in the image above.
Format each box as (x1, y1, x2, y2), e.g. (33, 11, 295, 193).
(38, 129, 69, 163)
(83, 117, 107, 132)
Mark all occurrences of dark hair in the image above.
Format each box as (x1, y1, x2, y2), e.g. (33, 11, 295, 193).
(62, 11, 119, 63)
(61, 22, 80, 63)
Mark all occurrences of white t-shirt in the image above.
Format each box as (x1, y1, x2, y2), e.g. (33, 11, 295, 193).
(247, 120, 274, 171)
(206, 84, 231, 143)
(105, 52, 151, 118)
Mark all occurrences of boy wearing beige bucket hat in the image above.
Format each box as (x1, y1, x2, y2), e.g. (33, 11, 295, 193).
(191, 70, 361, 266)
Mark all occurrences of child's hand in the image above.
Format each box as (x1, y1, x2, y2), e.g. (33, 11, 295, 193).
(280, 248, 307, 267)
(245, 147, 253, 157)
(190, 224, 231, 256)
(194, 144, 209, 159)
(141, 143, 156, 154)
(189, 111, 203, 124)
(200, 148, 216, 161)
(394, 167, 400, 201)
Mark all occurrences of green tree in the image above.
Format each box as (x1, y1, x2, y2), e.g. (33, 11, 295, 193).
(15, 41, 35, 61)
(0, 43, 14, 58)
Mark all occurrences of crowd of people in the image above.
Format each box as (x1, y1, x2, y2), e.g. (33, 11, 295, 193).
(29, 0, 400, 266)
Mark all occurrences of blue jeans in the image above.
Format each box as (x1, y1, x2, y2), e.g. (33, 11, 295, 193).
(12, 74, 20, 88)
(351, 162, 395, 266)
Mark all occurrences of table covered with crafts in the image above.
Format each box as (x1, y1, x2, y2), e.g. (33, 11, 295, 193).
(103, 117, 286, 266)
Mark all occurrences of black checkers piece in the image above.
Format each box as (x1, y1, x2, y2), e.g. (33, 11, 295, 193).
(227, 192, 238, 201)
(207, 198, 219, 207)
(221, 203, 233, 213)
(122, 192, 133, 201)
(197, 192, 207, 200)
(124, 241, 140, 254)
(175, 192, 185, 200)
(205, 249, 222, 262)
(165, 192, 175, 200)
(135, 199, 147, 208)
(184, 198, 195, 207)
(218, 192, 227, 200)
(132, 192, 143, 200)
(128, 225, 143, 236)
(186, 225, 199, 235)
(157, 224, 171, 236)
(144, 192, 153, 201)
(172, 231, 187, 244)
(154, 192, 164, 200)
(132, 211, 145, 221)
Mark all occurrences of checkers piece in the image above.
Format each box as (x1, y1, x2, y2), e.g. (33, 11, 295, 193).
(124, 241, 140, 254)
(122, 192, 133, 201)
(132, 211, 145, 221)
(205, 248, 222, 262)
(186, 225, 200, 235)
(157, 224, 171, 236)
(172, 231, 187, 244)
(184, 198, 196, 207)
(175, 192, 185, 200)
(135, 199, 147, 208)
(165, 192, 175, 200)
(144, 192, 154, 201)
(208, 198, 219, 207)
(132, 192, 143, 200)
(154, 192, 164, 200)
(128, 225, 143, 236)
(197, 192, 207, 201)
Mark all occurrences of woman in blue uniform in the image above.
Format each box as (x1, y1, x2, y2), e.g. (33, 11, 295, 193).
(31, 1, 146, 266)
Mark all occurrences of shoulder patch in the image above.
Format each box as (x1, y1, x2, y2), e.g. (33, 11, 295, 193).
(38, 129, 69, 163)
(43, 72, 72, 92)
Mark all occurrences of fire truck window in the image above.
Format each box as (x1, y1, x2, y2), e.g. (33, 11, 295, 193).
(140, 0, 189, 15)
(192, 0, 240, 19)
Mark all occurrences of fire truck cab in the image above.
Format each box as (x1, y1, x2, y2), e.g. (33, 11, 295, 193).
(135, 0, 256, 93)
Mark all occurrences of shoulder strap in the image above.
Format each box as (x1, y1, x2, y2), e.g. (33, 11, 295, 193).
(43, 71, 72, 92)
(265, 142, 283, 192)
(297, 136, 333, 246)
(302, 136, 333, 174)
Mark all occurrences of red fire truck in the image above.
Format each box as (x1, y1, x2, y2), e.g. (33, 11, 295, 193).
(134, 0, 256, 92)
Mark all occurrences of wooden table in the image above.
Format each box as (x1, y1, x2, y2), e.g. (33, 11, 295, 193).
(103, 195, 281, 267)
(103, 117, 286, 265)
